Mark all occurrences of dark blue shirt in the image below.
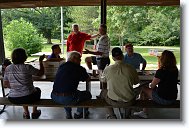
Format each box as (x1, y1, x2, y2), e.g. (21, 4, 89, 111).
(48, 53, 60, 59)
(52, 61, 89, 93)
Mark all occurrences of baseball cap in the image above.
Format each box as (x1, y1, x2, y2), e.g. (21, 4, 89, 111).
(125, 43, 133, 48)
(112, 47, 123, 57)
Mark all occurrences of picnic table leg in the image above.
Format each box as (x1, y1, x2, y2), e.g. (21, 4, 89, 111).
(118, 108, 132, 119)
(0, 79, 6, 114)
(83, 108, 86, 119)
(85, 80, 90, 119)
(118, 108, 123, 119)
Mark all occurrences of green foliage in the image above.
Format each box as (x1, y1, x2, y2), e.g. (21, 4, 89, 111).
(138, 7, 180, 46)
(2, 7, 72, 44)
(106, 6, 180, 46)
(2, 6, 180, 46)
(4, 18, 43, 56)
(30, 7, 61, 43)
(68, 6, 99, 34)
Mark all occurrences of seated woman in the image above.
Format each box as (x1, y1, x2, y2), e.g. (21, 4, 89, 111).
(3, 48, 45, 119)
(47, 44, 65, 61)
(134, 50, 178, 118)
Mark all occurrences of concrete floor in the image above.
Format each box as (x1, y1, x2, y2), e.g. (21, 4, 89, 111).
(0, 81, 180, 120)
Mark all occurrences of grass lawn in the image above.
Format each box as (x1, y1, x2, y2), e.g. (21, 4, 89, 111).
(133, 46, 180, 69)
(4, 43, 180, 70)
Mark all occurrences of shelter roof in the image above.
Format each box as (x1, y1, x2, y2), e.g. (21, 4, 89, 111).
(0, 0, 180, 9)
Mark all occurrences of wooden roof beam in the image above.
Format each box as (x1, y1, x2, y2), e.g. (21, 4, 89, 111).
(0, 0, 180, 9)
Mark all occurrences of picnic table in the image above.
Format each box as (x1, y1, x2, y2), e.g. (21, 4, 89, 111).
(0, 69, 180, 113)
(149, 49, 175, 56)
(31, 52, 51, 56)
(0, 74, 95, 114)
(148, 49, 175, 68)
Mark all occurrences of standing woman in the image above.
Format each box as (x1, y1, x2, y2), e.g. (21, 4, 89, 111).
(3, 48, 45, 119)
(134, 50, 178, 118)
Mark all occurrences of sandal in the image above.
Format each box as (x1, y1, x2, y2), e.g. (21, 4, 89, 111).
(32, 110, 41, 119)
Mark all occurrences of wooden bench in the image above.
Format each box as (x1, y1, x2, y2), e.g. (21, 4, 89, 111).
(0, 97, 180, 108)
(0, 97, 180, 119)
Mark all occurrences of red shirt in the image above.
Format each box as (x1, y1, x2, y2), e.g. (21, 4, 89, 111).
(67, 32, 91, 55)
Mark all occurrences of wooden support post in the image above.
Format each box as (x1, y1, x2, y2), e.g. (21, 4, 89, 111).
(0, 9, 5, 64)
(86, 80, 91, 92)
(101, 0, 107, 25)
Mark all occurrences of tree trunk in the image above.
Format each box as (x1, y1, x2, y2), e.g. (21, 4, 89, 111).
(47, 37, 52, 44)
(121, 36, 124, 51)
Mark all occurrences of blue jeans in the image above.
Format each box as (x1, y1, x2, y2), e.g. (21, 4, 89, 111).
(91, 56, 110, 70)
(51, 90, 92, 116)
(152, 89, 176, 105)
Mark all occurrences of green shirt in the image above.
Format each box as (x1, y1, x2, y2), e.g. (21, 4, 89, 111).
(103, 60, 139, 102)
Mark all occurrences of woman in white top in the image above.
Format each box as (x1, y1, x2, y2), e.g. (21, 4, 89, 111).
(3, 48, 45, 119)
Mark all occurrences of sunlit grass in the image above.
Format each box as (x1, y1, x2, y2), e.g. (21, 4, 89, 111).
(4, 40, 180, 70)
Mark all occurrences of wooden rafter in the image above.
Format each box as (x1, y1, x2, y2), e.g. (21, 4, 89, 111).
(0, 0, 180, 9)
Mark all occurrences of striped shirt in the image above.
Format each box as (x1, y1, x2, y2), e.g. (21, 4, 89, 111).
(96, 34, 110, 58)
(3, 64, 40, 97)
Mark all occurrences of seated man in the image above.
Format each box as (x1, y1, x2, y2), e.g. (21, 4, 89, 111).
(47, 44, 63, 61)
(124, 43, 147, 70)
(51, 51, 92, 119)
(100, 47, 139, 119)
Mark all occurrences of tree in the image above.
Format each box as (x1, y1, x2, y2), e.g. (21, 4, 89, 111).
(2, 7, 72, 44)
(2, 6, 180, 46)
(4, 18, 43, 55)
(31, 7, 60, 44)
(139, 7, 180, 46)
(103, 6, 180, 46)
(68, 6, 99, 34)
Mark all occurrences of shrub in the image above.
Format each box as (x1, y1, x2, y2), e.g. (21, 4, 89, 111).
(4, 18, 43, 56)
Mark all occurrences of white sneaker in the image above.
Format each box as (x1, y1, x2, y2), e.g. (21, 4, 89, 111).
(133, 111, 148, 118)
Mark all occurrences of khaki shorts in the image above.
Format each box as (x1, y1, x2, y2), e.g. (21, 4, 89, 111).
(100, 90, 136, 107)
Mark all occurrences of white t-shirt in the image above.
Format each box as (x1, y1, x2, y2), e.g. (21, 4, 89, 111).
(4, 64, 40, 97)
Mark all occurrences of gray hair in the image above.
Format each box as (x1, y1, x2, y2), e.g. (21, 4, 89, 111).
(72, 24, 79, 28)
(67, 51, 81, 61)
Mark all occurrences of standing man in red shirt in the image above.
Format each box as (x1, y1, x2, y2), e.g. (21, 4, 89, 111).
(67, 24, 99, 55)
